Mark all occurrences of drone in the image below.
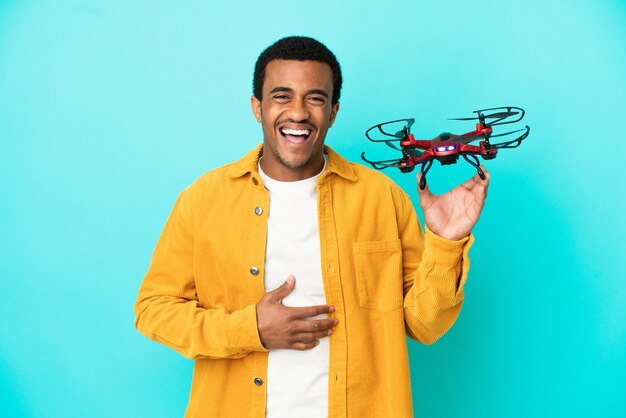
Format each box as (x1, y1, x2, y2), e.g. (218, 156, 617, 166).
(360, 106, 530, 189)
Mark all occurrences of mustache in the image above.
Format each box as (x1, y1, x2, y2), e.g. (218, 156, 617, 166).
(277, 118, 316, 129)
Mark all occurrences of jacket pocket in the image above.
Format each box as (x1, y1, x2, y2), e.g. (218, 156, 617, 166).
(352, 239, 403, 313)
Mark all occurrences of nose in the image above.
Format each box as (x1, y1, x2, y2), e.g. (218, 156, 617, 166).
(287, 98, 310, 122)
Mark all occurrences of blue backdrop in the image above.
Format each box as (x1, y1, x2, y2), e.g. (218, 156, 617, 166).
(1, 1, 625, 417)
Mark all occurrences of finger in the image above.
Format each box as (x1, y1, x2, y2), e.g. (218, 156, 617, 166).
(416, 172, 434, 206)
(471, 166, 489, 191)
(294, 318, 339, 332)
(268, 275, 295, 303)
(463, 169, 485, 189)
(475, 165, 489, 180)
(480, 166, 490, 183)
(291, 340, 320, 351)
(479, 166, 490, 198)
(293, 328, 334, 342)
(288, 304, 335, 319)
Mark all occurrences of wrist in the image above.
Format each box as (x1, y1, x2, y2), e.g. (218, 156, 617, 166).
(425, 225, 471, 245)
(426, 225, 470, 241)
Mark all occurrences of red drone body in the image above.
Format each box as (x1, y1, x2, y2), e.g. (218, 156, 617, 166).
(361, 106, 530, 189)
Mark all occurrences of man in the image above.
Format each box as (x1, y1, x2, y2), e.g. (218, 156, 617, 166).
(134, 36, 489, 417)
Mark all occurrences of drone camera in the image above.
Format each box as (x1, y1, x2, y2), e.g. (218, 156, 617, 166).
(438, 154, 460, 165)
(399, 164, 414, 173)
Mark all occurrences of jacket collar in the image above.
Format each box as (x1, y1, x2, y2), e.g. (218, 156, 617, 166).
(227, 143, 357, 182)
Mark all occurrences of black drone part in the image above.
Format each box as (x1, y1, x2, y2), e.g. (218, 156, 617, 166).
(418, 160, 433, 190)
(449, 106, 525, 127)
(484, 125, 531, 149)
(463, 155, 486, 179)
(365, 118, 415, 141)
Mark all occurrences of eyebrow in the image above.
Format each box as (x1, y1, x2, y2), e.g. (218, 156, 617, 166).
(268, 87, 329, 98)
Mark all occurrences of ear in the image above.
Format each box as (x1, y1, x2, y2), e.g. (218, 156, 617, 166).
(328, 102, 340, 128)
(251, 95, 262, 123)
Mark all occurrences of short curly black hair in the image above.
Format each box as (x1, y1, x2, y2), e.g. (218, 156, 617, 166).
(253, 36, 342, 105)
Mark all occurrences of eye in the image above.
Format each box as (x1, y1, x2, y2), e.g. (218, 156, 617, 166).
(307, 96, 326, 105)
(273, 94, 290, 102)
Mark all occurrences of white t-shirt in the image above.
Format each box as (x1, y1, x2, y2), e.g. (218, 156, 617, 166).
(258, 158, 329, 418)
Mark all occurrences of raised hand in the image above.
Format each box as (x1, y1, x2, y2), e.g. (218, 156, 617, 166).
(416, 167, 490, 241)
(256, 275, 338, 350)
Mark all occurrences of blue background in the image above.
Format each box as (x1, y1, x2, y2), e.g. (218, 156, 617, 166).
(1, 0, 625, 417)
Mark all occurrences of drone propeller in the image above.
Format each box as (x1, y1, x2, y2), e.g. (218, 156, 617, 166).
(384, 141, 402, 151)
(449, 106, 526, 126)
(449, 111, 518, 121)
(393, 129, 406, 138)
(450, 133, 487, 144)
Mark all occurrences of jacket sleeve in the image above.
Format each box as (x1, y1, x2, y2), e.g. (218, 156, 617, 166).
(134, 190, 267, 360)
(398, 191, 474, 344)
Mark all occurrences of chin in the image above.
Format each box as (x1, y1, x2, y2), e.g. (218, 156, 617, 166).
(277, 153, 312, 170)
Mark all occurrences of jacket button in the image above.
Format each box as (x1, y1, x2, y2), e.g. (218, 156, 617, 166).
(254, 377, 263, 386)
(252, 177, 259, 185)
(254, 206, 263, 216)
(250, 266, 260, 276)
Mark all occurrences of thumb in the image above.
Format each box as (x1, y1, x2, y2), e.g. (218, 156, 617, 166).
(270, 274, 295, 302)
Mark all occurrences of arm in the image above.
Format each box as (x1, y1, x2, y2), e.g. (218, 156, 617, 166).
(134, 190, 266, 360)
(401, 203, 473, 344)
(401, 168, 489, 344)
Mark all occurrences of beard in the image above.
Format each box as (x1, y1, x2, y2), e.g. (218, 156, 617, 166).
(266, 140, 314, 170)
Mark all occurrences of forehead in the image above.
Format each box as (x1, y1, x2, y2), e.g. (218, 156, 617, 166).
(263, 60, 334, 94)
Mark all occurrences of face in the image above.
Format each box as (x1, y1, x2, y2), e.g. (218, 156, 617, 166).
(251, 59, 339, 181)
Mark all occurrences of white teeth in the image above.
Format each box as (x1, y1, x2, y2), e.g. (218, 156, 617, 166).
(281, 128, 310, 136)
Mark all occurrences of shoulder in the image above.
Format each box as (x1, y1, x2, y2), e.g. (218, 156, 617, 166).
(176, 151, 256, 212)
(184, 145, 261, 197)
(328, 153, 414, 219)
(351, 162, 399, 186)
(326, 146, 406, 192)
(349, 161, 412, 201)
(189, 161, 238, 190)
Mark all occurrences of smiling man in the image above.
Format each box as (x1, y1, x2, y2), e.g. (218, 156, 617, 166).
(135, 36, 489, 418)
(252, 59, 338, 181)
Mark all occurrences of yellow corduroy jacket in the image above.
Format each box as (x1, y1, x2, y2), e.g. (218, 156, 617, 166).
(134, 144, 473, 418)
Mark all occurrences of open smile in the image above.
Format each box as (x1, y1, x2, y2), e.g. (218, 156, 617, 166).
(278, 126, 314, 144)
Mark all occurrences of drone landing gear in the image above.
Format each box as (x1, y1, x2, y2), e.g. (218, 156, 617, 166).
(420, 155, 485, 190)
(462, 154, 485, 180)
(419, 160, 433, 190)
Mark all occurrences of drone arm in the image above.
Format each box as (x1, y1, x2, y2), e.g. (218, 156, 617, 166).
(458, 144, 483, 154)
(403, 138, 433, 149)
